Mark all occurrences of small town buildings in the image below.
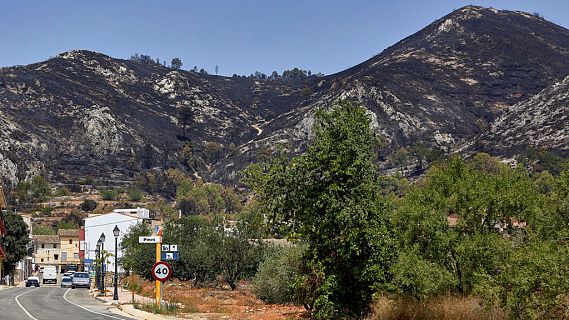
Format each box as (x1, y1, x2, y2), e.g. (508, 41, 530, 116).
(57, 229, 80, 271)
(33, 235, 60, 269)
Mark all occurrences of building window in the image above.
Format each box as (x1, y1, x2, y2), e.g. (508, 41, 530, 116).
(53, 244, 57, 249)
(41, 244, 45, 249)
(73, 253, 79, 260)
(69, 239, 72, 244)
(61, 252, 67, 262)
(54, 254, 59, 261)
(41, 258, 44, 262)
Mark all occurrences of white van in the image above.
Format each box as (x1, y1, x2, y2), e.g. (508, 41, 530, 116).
(42, 265, 57, 284)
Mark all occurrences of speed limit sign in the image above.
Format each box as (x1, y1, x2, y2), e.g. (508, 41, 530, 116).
(151, 261, 173, 282)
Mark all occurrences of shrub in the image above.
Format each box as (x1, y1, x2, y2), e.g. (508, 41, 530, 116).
(252, 246, 304, 304)
(128, 188, 144, 202)
(80, 199, 98, 211)
(54, 187, 70, 197)
(101, 188, 120, 200)
(133, 301, 180, 315)
(33, 224, 56, 235)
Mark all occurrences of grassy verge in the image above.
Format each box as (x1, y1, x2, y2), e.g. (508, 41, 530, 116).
(133, 301, 181, 315)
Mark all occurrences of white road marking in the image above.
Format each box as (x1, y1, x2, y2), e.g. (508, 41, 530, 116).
(63, 288, 127, 320)
(15, 288, 39, 320)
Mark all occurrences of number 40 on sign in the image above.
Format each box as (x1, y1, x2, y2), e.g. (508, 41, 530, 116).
(152, 261, 173, 282)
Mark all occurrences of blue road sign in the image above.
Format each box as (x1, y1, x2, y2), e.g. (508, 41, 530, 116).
(161, 252, 179, 261)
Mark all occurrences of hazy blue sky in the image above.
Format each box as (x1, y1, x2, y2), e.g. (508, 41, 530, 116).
(1, 0, 568, 76)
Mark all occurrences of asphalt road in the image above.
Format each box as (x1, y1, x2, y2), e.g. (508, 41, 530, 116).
(0, 286, 135, 320)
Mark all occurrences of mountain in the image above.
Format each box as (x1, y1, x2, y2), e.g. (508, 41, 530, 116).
(1, 5, 569, 187)
(474, 74, 569, 156)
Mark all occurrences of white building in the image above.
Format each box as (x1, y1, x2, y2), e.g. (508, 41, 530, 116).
(84, 208, 150, 273)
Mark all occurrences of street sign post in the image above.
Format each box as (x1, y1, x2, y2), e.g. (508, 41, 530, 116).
(138, 236, 162, 243)
(151, 261, 173, 282)
(138, 229, 164, 307)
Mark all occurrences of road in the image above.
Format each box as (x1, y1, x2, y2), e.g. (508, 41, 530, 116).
(0, 286, 135, 320)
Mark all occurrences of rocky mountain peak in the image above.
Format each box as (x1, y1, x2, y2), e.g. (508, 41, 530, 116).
(1, 6, 568, 187)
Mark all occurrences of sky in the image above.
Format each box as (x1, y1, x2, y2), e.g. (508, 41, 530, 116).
(1, 0, 568, 76)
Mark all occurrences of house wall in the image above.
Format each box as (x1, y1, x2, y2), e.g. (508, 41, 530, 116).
(84, 213, 142, 273)
(35, 242, 60, 269)
(59, 235, 80, 267)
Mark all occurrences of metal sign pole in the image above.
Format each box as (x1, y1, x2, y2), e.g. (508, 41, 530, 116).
(155, 241, 161, 307)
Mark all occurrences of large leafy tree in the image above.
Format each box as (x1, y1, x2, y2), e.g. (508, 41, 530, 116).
(120, 222, 155, 280)
(389, 154, 539, 296)
(1, 210, 29, 275)
(246, 101, 395, 319)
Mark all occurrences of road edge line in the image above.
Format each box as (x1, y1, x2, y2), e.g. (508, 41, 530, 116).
(63, 288, 126, 320)
(15, 288, 39, 320)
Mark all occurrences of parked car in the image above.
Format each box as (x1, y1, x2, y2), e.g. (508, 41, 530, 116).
(61, 276, 73, 288)
(71, 272, 90, 289)
(26, 276, 40, 287)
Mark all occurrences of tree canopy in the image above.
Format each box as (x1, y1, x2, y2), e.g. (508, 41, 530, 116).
(246, 101, 395, 319)
(1, 210, 29, 275)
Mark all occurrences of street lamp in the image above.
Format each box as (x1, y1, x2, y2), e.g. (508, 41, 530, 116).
(113, 225, 120, 301)
(99, 233, 106, 295)
(95, 241, 101, 291)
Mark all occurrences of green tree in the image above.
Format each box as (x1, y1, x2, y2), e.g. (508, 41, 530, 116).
(30, 176, 51, 202)
(177, 106, 194, 139)
(217, 218, 265, 290)
(246, 101, 395, 319)
(171, 57, 183, 69)
(391, 155, 538, 296)
(121, 223, 155, 280)
(475, 240, 569, 319)
(1, 210, 29, 275)
(163, 215, 264, 289)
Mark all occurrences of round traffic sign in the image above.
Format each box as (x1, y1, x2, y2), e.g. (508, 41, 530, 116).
(151, 261, 173, 282)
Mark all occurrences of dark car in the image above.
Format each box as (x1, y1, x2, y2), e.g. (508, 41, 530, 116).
(25, 276, 40, 287)
(61, 276, 73, 288)
(71, 272, 90, 289)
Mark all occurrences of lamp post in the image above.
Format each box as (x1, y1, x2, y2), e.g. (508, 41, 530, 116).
(99, 233, 106, 294)
(113, 225, 120, 301)
(96, 241, 101, 291)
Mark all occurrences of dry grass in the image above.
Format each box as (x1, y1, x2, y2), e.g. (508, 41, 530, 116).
(137, 279, 307, 320)
(372, 295, 506, 320)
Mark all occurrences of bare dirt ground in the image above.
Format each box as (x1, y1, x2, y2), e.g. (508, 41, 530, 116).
(138, 279, 307, 320)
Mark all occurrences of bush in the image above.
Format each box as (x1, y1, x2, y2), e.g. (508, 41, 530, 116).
(33, 224, 56, 235)
(101, 188, 120, 200)
(54, 187, 70, 197)
(252, 246, 304, 304)
(389, 250, 455, 299)
(128, 188, 144, 202)
(80, 199, 98, 211)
